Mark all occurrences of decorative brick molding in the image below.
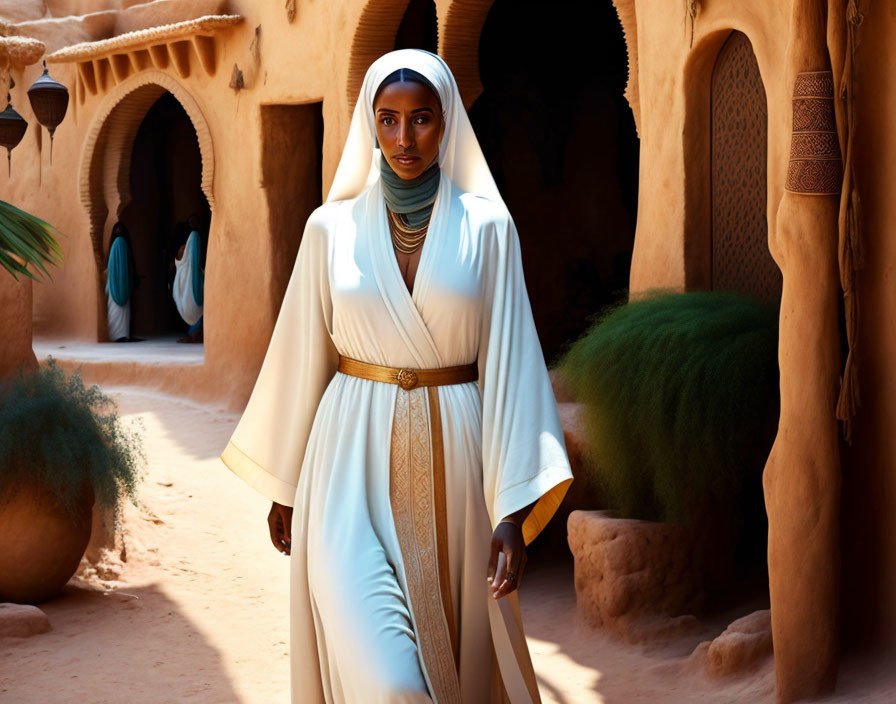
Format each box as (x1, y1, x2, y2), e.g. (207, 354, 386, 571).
(46, 15, 243, 104)
(438, 0, 491, 108)
(785, 70, 842, 195)
(78, 70, 215, 283)
(345, 1, 497, 113)
(345, 0, 413, 114)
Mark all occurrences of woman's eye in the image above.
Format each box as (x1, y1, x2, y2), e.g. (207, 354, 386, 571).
(414, 117, 429, 125)
(380, 117, 394, 126)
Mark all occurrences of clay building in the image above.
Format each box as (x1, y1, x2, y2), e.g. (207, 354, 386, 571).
(1, 1, 892, 702)
(612, 1, 893, 702)
(0, 0, 637, 401)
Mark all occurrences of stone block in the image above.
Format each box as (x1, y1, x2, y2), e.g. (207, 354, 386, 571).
(706, 610, 773, 677)
(0, 603, 50, 638)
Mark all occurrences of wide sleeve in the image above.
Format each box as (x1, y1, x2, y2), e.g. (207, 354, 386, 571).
(477, 211, 573, 545)
(220, 212, 338, 507)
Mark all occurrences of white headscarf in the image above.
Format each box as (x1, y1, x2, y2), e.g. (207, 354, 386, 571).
(326, 49, 505, 207)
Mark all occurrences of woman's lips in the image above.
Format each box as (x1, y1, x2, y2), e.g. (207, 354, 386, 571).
(394, 155, 420, 165)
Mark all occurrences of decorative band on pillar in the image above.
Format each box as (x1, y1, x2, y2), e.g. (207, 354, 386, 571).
(785, 70, 843, 195)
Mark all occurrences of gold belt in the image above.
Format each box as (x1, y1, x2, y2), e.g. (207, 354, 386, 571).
(337, 356, 478, 391)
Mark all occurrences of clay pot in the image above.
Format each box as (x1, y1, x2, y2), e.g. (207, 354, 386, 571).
(0, 481, 94, 603)
(567, 510, 742, 642)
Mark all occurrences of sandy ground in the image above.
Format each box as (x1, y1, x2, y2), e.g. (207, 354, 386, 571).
(1, 386, 893, 703)
(33, 337, 205, 366)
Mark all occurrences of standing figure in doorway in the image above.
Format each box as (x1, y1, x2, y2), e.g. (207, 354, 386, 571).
(221, 49, 572, 703)
(173, 214, 204, 343)
(104, 221, 137, 342)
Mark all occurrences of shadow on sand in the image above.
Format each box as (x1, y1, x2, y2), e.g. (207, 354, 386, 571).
(519, 550, 775, 704)
(0, 582, 242, 704)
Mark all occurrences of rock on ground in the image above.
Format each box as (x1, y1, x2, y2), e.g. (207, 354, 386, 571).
(0, 603, 50, 638)
(705, 609, 773, 677)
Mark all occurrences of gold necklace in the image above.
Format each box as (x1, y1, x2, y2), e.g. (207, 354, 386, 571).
(387, 208, 429, 255)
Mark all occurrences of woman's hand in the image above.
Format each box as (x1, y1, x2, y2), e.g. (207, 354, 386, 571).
(487, 520, 527, 599)
(268, 501, 293, 555)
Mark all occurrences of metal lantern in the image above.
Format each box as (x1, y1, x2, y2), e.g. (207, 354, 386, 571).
(0, 95, 27, 176)
(27, 61, 68, 164)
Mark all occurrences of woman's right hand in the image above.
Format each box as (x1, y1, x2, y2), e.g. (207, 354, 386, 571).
(268, 502, 293, 555)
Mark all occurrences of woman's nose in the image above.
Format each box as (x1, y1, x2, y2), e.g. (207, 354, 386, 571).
(397, 119, 414, 149)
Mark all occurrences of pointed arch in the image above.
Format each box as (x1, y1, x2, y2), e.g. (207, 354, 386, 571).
(345, 0, 414, 113)
(78, 70, 215, 338)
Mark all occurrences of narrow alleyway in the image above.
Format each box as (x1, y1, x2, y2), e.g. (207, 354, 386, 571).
(13, 386, 891, 703)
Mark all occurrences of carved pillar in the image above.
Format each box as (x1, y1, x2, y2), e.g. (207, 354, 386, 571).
(763, 2, 843, 701)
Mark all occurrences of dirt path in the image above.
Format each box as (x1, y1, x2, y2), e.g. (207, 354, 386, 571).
(0, 387, 888, 703)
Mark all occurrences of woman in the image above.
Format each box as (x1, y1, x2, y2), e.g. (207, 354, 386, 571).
(104, 222, 136, 342)
(221, 49, 572, 703)
(172, 214, 204, 343)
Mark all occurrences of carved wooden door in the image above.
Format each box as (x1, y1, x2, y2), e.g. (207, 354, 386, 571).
(711, 31, 781, 303)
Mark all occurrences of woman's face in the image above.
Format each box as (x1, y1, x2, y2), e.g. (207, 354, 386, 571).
(373, 80, 444, 180)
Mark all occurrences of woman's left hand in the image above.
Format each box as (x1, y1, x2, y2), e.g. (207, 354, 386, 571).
(487, 520, 527, 599)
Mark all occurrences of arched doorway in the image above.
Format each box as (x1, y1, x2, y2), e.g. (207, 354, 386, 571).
(119, 91, 211, 338)
(395, 0, 437, 53)
(79, 71, 215, 344)
(710, 31, 780, 303)
(706, 29, 776, 600)
(467, 0, 639, 363)
(345, 0, 438, 113)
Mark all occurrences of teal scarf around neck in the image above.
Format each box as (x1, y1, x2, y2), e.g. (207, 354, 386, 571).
(380, 152, 440, 229)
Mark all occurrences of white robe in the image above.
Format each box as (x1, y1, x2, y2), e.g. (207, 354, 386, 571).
(222, 173, 572, 704)
(172, 236, 203, 326)
(106, 293, 130, 340)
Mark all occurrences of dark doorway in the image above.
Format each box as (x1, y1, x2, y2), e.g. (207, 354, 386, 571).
(710, 31, 779, 303)
(470, 0, 639, 364)
(394, 0, 437, 53)
(260, 102, 325, 314)
(119, 91, 211, 337)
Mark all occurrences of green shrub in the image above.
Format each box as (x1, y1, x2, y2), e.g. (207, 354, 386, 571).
(0, 359, 144, 525)
(558, 291, 779, 525)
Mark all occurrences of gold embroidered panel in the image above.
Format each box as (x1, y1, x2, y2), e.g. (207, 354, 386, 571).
(390, 386, 462, 704)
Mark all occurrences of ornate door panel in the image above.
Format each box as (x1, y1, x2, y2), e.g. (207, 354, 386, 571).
(711, 31, 781, 303)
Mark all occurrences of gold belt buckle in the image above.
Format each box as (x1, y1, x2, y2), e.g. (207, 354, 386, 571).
(396, 368, 419, 391)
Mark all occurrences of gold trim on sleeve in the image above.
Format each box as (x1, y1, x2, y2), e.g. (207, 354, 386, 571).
(220, 441, 298, 507)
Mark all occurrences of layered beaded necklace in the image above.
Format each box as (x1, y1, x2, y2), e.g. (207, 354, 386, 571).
(387, 208, 429, 254)
(381, 152, 440, 256)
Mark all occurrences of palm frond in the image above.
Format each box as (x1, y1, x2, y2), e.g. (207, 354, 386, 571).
(0, 200, 63, 281)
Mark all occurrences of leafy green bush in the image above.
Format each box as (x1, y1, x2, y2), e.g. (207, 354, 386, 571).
(0, 359, 143, 525)
(558, 291, 779, 525)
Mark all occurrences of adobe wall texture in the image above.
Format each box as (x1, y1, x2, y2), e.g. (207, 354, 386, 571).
(838, 2, 896, 654)
(2, 2, 893, 700)
(0, 0, 500, 401)
(621, 0, 892, 701)
(0, 274, 36, 377)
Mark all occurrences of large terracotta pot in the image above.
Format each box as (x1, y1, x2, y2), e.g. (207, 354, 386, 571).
(0, 481, 94, 603)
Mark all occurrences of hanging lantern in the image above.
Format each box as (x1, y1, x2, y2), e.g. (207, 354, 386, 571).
(27, 61, 68, 164)
(0, 94, 27, 177)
